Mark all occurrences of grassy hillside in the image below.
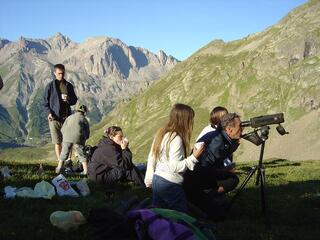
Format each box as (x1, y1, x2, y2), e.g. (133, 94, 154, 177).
(86, 0, 320, 162)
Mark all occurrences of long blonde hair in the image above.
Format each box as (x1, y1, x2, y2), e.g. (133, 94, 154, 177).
(152, 103, 195, 160)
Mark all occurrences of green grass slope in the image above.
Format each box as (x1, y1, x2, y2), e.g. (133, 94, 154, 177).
(0, 158, 319, 240)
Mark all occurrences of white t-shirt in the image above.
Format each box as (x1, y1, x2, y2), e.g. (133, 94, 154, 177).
(144, 132, 198, 187)
(196, 124, 217, 142)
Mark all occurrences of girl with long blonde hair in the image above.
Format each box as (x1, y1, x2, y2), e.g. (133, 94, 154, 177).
(145, 103, 204, 212)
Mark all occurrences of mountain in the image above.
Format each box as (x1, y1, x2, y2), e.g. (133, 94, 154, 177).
(0, 33, 178, 143)
(88, 0, 320, 162)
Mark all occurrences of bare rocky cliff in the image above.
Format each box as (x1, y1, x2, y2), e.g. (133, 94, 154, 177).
(0, 33, 178, 143)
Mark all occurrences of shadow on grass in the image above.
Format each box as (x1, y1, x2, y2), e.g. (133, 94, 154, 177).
(221, 180, 320, 240)
(1, 159, 319, 240)
(238, 158, 301, 173)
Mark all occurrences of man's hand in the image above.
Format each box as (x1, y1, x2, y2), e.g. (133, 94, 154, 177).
(48, 113, 53, 121)
(61, 94, 69, 102)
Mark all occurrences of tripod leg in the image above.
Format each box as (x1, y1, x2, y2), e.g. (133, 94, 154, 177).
(260, 166, 266, 213)
(256, 168, 260, 185)
(228, 166, 258, 209)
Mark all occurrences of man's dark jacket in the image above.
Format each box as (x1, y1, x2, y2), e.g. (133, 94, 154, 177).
(43, 79, 77, 121)
(197, 128, 239, 168)
(88, 136, 133, 182)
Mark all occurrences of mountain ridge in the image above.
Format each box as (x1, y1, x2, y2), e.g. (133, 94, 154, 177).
(88, 0, 320, 162)
(0, 33, 178, 143)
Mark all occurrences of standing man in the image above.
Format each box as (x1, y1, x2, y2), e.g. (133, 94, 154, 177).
(44, 64, 77, 161)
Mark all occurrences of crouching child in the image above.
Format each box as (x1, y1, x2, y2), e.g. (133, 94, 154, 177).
(56, 103, 90, 175)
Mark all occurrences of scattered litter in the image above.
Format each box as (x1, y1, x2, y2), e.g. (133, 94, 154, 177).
(3, 176, 91, 200)
(34, 180, 56, 199)
(52, 174, 79, 197)
(76, 178, 90, 197)
(1, 166, 12, 178)
(50, 210, 86, 231)
(4, 186, 17, 199)
(16, 187, 38, 198)
(4, 181, 56, 199)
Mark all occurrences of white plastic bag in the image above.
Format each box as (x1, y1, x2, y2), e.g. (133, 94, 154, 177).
(50, 210, 86, 231)
(51, 174, 79, 197)
(34, 180, 56, 199)
(76, 178, 90, 197)
(16, 187, 38, 198)
(4, 186, 17, 199)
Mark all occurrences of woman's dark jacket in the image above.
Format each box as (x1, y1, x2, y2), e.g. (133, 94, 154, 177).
(88, 136, 133, 181)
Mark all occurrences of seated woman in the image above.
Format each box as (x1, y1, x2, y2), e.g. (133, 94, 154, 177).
(88, 126, 145, 187)
(145, 103, 204, 213)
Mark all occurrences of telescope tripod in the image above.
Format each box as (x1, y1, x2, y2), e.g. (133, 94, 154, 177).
(228, 141, 267, 214)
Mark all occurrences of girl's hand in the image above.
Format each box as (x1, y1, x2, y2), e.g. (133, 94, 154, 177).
(192, 144, 205, 159)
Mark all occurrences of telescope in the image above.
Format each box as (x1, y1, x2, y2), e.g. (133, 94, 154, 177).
(241, 113, 288, 146)
(241, 113, 284, 128)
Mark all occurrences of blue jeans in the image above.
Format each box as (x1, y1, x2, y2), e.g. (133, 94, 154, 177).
(152, 174, 188, 213)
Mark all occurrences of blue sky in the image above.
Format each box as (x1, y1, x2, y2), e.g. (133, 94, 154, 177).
(0, 0, 307, 60)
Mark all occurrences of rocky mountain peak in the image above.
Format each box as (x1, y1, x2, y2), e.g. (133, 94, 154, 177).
(0, 34, 178, 143)
(157, 50, 179, 65)
(47, 32, 72, 50)
(0, 39, 10, 49)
